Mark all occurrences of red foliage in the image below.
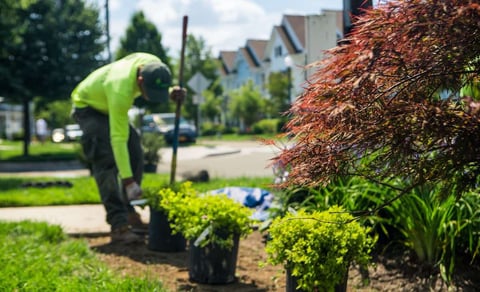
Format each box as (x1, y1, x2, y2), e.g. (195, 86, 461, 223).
(276, 0, 480, 196)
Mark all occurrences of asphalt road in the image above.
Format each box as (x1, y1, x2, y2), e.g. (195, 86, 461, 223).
(0, 139, 283, 179)
(158, 139, 281, 179)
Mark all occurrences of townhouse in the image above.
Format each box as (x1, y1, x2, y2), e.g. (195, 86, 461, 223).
(218, 9, 343, 106)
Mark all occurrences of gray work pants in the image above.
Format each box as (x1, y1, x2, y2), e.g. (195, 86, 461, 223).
(72, 107, 143, 231)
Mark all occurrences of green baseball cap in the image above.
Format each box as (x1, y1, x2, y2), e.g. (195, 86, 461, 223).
(141, 62, 172, 103)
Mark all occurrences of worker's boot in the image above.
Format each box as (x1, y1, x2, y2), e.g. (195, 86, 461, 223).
(111, 225, 144, 244)
(128, 212, 149, 234)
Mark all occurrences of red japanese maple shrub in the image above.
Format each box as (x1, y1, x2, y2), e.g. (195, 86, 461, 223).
(276, 0, 480, 199)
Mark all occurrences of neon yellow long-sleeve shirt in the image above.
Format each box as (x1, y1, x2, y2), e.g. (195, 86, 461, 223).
(71, 52, 162, 179)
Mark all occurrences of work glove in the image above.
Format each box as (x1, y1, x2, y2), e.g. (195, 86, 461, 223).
(170, 85, 186, 103)
(125, 181, 142, 201)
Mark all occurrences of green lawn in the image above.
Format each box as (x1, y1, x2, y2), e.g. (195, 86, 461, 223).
(0, 170, 274, 291)
(0, 220, 166, 291)
(0, 136, 276, 290)
(0, 173, 274, 207)
(0, 140, 80, 162)
(0, 134, 276, 162)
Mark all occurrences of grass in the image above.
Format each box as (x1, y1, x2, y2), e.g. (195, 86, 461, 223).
(0, 136, 276, 290)
(0, 140, 80, 162)
(0, 220, 166, 291)
(0, 173, 274, 207)
(0, 176, 99, 207)
(0, 134, 275, 162)
(0, 172, 274, 290)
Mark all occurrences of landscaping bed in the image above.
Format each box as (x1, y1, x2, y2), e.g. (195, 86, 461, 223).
(84, 231, 480, 291)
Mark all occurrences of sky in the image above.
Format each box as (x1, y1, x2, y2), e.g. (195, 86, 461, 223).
(104, 0, 344, 57)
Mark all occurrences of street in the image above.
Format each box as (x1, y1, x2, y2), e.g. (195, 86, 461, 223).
(158, 139, 282, 179)
(0, 139, 285, 179)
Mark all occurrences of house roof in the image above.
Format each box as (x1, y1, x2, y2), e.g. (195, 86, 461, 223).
(239, 47, 257, 69)
(218, 50, 236, 75)
(246, 39, 268, 66)
(283, 15, 306, 49)
(274, 25, 297, 54)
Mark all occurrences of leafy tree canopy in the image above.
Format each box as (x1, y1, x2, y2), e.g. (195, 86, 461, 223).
(116, 11, 172, 113)
(267, 71, 290, 117)
(277, 0, 480, 198)
(115, 11, 170, 66)
(35, 99, 74, 129)
(201, 90, 222, 122)
(0, 0, 105, 102)
(181, 35, 221, 122)
(230, 81, 265, 131)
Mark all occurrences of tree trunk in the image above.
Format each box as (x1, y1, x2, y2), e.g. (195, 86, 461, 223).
(22, 97, 30, 157)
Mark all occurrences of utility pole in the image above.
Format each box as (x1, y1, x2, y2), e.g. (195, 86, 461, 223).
(105, 0, 112, 62)
(343, 0, 373, 37)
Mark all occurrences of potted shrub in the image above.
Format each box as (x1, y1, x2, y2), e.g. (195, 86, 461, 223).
(142, 183, 190, 252)
(159, 182, 256, 284)
(141, 132, 164, 173)
(265, 205, 374, 292)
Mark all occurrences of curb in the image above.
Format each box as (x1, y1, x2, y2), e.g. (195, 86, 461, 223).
(204, 149, 241, 157)
(0, 160, 87, 173)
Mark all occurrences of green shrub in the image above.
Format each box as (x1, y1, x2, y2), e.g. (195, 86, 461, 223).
(455, 191, 480, 260)
(141, 132, 164, 164)
(145, 181, 254, 249)
(12, 130, 24, 141)
(382, 184, 480, 282)
(252, 119, 279, 135)
(222, 126, 237, 135)
(200, 121, 225, 136)
(265, 206, 374, 291)
(268, 176, 388, 229)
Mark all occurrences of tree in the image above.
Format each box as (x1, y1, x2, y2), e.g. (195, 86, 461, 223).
(180, 35, 221, 130)
(267, 71, 290, 117)
(230, 81, 265, 132)
(35, 99, 74, 129)
(201, 90, 222, 122)
(275, 0, 480, 199)
(115, 11, 172, 113)
(1, 0, 105, 102)
(115, 11, 170, 64)
(0, 0, 105, 154)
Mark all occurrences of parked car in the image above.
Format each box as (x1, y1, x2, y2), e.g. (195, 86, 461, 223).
(51, 124, 83, 143)
(142, 113, 197, 144)
(51, 128, 65, 143)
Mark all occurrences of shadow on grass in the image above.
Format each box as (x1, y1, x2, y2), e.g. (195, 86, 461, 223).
(2, 152, 78, 162)
(0, 177, 27, 191)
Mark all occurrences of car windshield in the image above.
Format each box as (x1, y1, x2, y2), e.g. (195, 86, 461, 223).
(161, 117, 175, 125)
(145, 114, 188, 126)
(65, 124, 80, 130)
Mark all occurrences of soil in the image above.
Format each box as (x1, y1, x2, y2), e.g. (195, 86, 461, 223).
(79, 230, 480, 292)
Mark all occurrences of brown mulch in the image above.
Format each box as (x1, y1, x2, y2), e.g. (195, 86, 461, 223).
(78, 231, 480, 292)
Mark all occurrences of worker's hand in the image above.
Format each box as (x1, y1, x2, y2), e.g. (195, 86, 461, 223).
(170, 86, 186, 103)
(125, 181, 142, 201)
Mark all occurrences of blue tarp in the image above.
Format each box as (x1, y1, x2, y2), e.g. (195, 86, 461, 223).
(207, 187, 274, 221)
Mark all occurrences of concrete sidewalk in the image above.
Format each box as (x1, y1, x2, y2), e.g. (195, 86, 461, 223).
(0, 204, 150, 235)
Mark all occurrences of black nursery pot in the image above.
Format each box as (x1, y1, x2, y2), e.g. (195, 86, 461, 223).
(144, 163, 157, 173)
(188, 233, 240, 284)
(286, 267, 348, 292)
(148, 207, 186, 252)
